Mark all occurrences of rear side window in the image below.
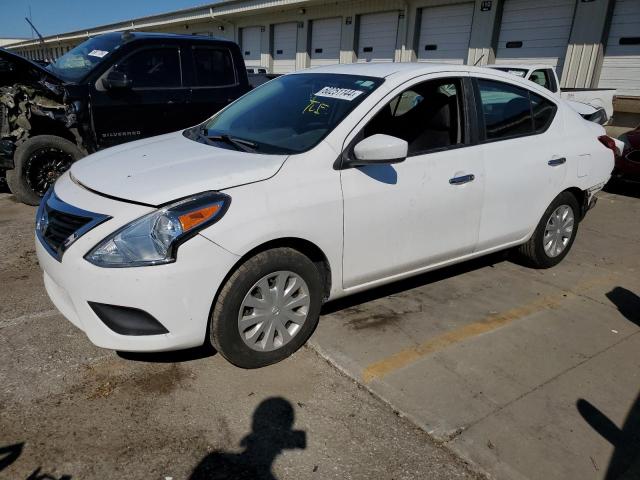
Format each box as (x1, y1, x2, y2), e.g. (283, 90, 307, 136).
(193, 47, 236, 87)
(530, 93, 557, 133)
(477, 79, 557, 141)
(118, 48, 181, 88)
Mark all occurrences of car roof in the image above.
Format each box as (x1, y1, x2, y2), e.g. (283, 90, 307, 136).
(485, 64, 552, 72)
(98, 31, 233, 45)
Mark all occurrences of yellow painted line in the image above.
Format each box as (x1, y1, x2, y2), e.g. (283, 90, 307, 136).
(361, 274, 615, 384)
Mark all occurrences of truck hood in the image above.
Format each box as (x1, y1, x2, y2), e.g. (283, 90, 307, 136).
(70, 131, 288, 206)
(0, 48, 64, 88)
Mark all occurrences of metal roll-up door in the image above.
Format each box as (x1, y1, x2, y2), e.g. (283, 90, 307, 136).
(310, 17, 342, 66)
(495, 0, 575, 75)
(357, 11, 399, 63)
(599, 0, 640, 96)
(417, 2, 474, 64)
(273, 22, 298, 73)
(241, 26, 262, 67)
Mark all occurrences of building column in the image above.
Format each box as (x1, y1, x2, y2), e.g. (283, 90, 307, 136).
(562, 0, 614, 88)
(467, 0, 502, 66)
(296, 20, 310, 70)
(261, 25, 272, 72)
(340, 15, 356, 64)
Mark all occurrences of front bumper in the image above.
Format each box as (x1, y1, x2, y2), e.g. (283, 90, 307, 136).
(36, 173, 240, 352)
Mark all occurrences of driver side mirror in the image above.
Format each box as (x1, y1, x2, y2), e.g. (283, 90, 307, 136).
(102, 69, 132, 90)
(348, 134, 408, 167)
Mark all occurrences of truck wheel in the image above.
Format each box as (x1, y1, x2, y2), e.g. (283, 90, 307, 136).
(210, 248, 323, 369)
(518, 192, 580, 268)
(6, 135, 84, 206)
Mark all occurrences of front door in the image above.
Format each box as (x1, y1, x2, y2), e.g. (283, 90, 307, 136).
(91, 46, 189, 148)
(341, 75, 484, 289)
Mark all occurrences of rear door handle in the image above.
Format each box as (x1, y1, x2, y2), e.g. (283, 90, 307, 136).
(449, 174, 475, 185)
(548, 157, 566, 166)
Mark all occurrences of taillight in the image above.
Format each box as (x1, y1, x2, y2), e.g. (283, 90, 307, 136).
(598, 135, 620, 157)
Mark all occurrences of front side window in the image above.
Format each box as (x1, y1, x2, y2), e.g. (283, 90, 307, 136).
(363, 78, 465, 155)
(189, 73, 384, 154)
(193, 47, 236, 87)
(117, 48, 181, 88)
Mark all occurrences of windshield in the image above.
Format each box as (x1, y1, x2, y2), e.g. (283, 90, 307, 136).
(490, 67, 528, 78)
(46, 35, 121, 83)
(189, 73, 384, 154)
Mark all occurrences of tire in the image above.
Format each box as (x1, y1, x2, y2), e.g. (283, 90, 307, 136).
(210, 248, 323, 368)
(6, 135, 84, 206)
(518, 192, 580, 268)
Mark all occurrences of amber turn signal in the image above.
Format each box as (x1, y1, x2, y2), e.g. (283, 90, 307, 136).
(179, 205, 221, 231)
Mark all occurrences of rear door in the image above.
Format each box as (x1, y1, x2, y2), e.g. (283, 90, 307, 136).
(184, 45, 246, 126)
(91, 45, 189, 148)
(473, 74, 565, 250)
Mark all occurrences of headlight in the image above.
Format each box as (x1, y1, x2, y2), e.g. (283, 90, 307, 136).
(85, 191, 230, 267)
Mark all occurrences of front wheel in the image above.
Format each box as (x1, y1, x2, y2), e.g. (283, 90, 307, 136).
(210, 248, 323, 368)
(518, 192, 580, 268)
(6, 135, 84, 205)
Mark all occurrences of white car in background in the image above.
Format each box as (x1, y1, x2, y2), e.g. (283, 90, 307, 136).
(486, 64, 615, 125)
(36, 63, 615, 368)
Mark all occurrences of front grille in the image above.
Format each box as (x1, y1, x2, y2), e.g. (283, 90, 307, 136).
(37, 190, 111, 261)
(42, 207, 93, 253)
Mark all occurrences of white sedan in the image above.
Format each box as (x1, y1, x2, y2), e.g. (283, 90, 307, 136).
(36, 63, 615, 368)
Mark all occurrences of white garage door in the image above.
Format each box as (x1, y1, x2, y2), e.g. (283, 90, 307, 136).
(273, 22, 298, 73)
(241, 26, 262, 67)
(310, 17, 342, 66)
(599, 0, 640, 96)
(357, 11, 399, 63)
(417, 2, 474, 64)
(495, 0, 575, 75)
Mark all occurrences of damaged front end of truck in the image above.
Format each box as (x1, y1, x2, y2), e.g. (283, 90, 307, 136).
(1, 48, 88, 203)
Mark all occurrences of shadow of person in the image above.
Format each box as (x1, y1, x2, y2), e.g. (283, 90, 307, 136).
(0, 443, 23, 472)
(190, 397, 306, 480)
(606, 287, 640, 327)
(577, 393, 640, 479)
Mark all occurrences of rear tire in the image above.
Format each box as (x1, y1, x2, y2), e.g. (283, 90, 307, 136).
(518, 192, 580, 268)
(210, 248, 323, 368)
(6, 135, 84, 206)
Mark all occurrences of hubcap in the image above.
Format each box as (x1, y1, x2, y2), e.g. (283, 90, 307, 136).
(237, 271, 311, 352)
(25, 147, 74, 197)
(543, 205, 574, 258)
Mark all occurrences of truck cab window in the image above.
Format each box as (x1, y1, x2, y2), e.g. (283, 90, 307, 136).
(530, 69, 552, 91)
(364, 78, 464, 155)
(117, 48, 181, 88)
(193, 48, 236, 87)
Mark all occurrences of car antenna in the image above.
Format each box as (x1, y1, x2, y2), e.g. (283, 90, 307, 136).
(24, 16, 52, 62)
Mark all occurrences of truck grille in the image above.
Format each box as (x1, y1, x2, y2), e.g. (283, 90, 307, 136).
(36, 189, 111, 261)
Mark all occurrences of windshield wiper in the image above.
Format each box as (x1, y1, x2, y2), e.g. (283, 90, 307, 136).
(198, 129, 256, 152)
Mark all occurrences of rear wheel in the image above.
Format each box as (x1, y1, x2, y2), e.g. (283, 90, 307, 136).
(518, 192, 580, 268)
(6, 135, 84, 205)
(210, 248, 323, 368)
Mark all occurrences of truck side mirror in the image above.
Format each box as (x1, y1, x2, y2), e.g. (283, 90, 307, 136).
(103, 70, 132, 90)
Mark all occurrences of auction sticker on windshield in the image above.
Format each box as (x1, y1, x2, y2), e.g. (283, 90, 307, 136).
(314, 87, 364, 101)
(88, 49, 109, 58)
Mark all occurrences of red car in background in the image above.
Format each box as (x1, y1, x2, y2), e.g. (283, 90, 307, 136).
(613, 127, 640, 183)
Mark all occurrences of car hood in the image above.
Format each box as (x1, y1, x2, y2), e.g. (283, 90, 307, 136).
(70, 131, 288, 206)
(0, 48, 63, 87)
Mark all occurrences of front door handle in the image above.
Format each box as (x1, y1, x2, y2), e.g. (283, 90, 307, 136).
(548, 157, 566, 166)
(449, 174, 475, 185)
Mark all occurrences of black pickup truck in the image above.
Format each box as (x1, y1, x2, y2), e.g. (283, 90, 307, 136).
(0, 32, 252, 205)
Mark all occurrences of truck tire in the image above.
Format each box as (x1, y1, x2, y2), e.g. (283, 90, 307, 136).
(6, 135, 84, 206)
(518, 192, 580, 268)
(210, 248, 323, 368)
